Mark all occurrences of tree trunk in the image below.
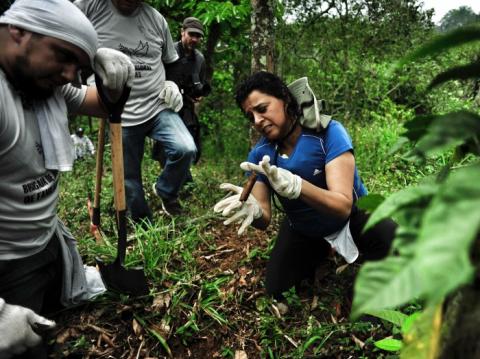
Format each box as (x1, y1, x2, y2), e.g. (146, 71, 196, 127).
(204, 21, 222, 84)
(249, 0, 276, 146)
(250, 0, 275, 73)
(439, 235, 480, 358)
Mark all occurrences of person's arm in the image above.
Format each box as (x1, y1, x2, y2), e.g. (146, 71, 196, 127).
(240, 151, 355, 221)
(250, 181, 272, 230)
(86, 136, 95, 155)
(198, 55, 211, 97)
(75, 86, 109, 118)
(299, 151, 355, 220)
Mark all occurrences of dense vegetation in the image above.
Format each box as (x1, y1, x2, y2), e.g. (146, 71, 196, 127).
(56, 1, 480, 358)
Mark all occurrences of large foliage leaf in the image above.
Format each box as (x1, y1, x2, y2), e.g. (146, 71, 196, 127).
(364, 183, 438, 232)
(414, 164, 480, 303)
(394, 25, 480, 69)
(414, 111, 480, 158)
(352, 256, 422, 318)
(428, 61, 480, 90)
(356, 194, 386, 212)
(403, 115, 436, 141)
(353, 165, 480, 318)
(364, 309, 407, 326)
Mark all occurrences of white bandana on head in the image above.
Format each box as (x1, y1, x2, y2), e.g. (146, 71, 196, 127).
(0, 0, 98, 172)
(0, 0, 98, 63)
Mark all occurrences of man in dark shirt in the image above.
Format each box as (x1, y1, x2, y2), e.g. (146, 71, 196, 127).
(153, 17, 211, 171)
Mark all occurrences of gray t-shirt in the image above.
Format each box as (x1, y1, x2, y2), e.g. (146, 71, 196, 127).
(0, 69, 86, 260)
(75, 0, 179, 126)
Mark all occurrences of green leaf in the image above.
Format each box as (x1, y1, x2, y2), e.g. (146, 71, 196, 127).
(391, 225, 419, 256)
(394, 25, 480, 69)
(400, 304, 443, 359)
(415, 164, 480, 303)
(403, 115, 436, 142)
(364, 183, 437, 232)
(401, 312, 421, 334)
(302, 335, 322, 352)
(364, 309, 407, 327)
(428, 61, 480, 90)
(134, 314, 172, 357)
(354, 165, 480, 319)
(374, 338, 403, 352)
(414, 111, 480, 158)
(351, 256, 422, 319)
(389, 136, 410, 155)
(148, 328, 172, 357)
(357, 194, 385, 212)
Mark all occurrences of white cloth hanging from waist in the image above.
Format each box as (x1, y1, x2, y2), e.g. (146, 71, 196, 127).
(324, 220, 359, 263)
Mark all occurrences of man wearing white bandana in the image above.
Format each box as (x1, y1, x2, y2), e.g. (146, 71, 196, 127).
(75, 0, 197, 220)
(0, 0, 135, 357)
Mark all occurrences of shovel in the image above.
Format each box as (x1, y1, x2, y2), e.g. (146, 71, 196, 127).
(94, 74, 149, 296)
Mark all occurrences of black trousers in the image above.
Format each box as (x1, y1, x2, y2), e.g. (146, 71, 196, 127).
(0, 234, 63, 359)
(265, 207, 397, 299)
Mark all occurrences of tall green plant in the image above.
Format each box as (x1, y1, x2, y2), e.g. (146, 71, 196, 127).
(351, 25, 480, 358)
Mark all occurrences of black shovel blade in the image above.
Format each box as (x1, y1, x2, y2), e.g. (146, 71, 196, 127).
(97, 257, 149, 296)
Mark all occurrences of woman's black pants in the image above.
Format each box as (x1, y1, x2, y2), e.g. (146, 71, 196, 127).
(265, 207, 397, 299)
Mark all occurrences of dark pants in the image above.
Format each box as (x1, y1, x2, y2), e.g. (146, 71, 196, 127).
(0, 234, 63, 358)
(265, 207, 396, 299)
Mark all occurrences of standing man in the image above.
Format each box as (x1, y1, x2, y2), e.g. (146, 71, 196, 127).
(153, 17, 211, 174)
(0, 0, 134, 357)
(71, 127, 95, 160)
(75, 0, 197, 220)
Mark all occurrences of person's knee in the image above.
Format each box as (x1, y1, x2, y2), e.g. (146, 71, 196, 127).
(125, 176, 143, 197)
(167, 143, 196, 163)
(362, 218, 397, 260)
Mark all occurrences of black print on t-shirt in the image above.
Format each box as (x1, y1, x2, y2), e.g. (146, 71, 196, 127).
(118, 41, 153, 79)
(35, 141, 44, 156)
(22, 172, 58, 204)
(118, 41, 151, 66)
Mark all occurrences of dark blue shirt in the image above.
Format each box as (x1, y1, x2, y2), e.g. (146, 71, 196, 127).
(247, 120, 367, 236)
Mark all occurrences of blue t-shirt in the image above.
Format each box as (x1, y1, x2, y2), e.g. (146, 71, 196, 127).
(247, 120, 367, 237)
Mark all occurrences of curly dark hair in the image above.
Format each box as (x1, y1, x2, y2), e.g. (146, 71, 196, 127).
(235, 71, 300, 122)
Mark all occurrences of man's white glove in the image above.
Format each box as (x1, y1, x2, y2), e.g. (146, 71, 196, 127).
(240, 155, 302, 199)
(0, 298, 56, 357)
(159, 81, 183, 112)
(213, 183, 263, 235)
(94, 48, 135, 91)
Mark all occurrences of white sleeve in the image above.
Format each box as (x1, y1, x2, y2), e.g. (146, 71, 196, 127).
(61, 84, 88, 114)
(86, 137, 95, 154)
(158, 15, 179, 64)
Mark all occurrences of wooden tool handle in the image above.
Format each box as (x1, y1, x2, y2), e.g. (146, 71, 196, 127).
(239, 172, 257, 202)
(92, 117, 106, 227)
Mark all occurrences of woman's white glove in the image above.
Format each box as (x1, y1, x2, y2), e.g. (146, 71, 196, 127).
(93, 48, 135, 90)
(240, 155, 302, 199)
(213, 183, 263, 235)
(159, 81, 183, 112)
(0, 298, 56, 357)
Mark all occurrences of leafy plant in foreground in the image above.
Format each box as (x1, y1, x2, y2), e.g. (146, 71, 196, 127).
(352, 25, 480, 358)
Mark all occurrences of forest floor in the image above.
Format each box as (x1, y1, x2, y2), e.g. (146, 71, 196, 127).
(50, 157, 396, 358)
(48, 217, 392, 359)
